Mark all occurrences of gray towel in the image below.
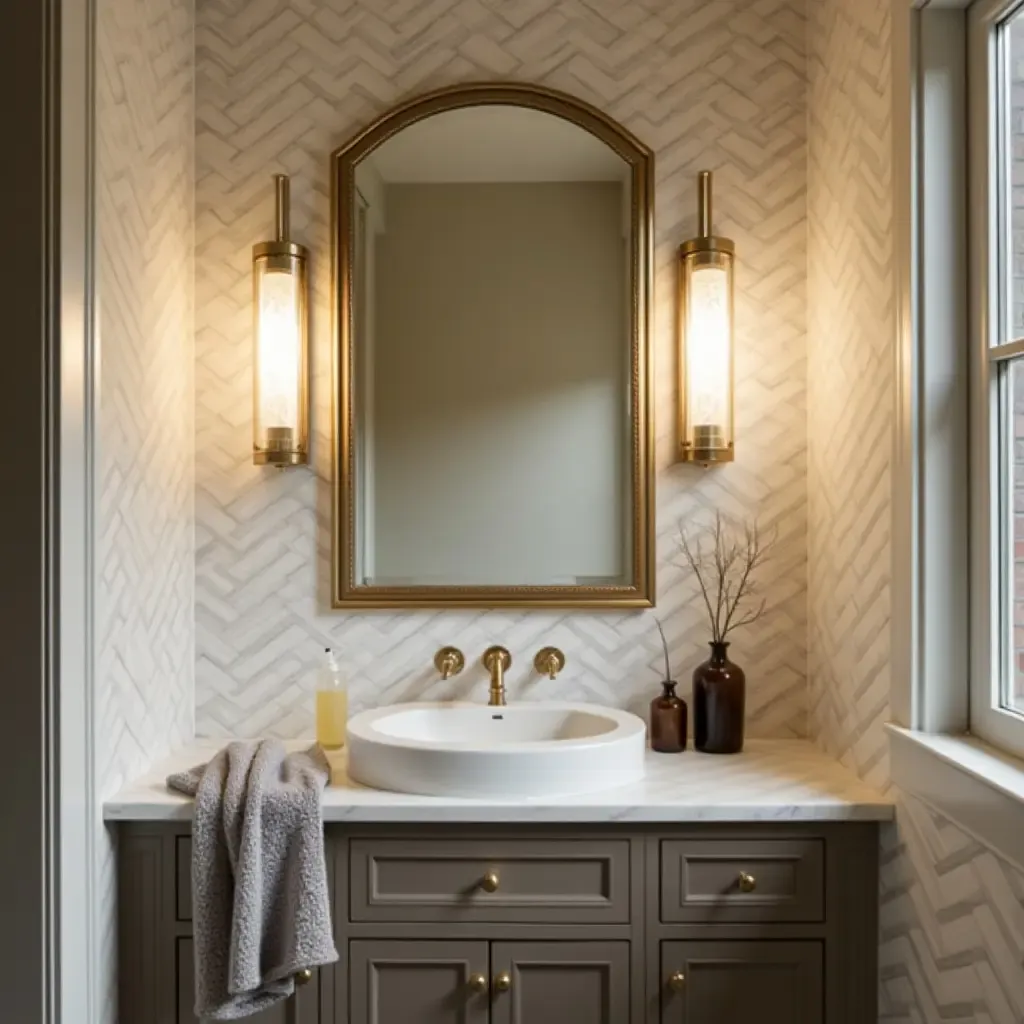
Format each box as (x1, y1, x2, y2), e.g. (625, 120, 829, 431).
(167, 740, 338, 1020)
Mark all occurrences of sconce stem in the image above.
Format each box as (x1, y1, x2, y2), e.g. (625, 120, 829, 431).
(698, 170, 712, 239)
(274, 173, 290, 242)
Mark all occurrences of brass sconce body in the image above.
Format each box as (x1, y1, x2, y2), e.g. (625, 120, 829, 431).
(253, 174, 309, 467)
(679, 171, 735, 465)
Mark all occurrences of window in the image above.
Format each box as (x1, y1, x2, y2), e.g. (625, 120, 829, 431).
(970, 0, 1024, 756)
(888, 0, 1024, 873)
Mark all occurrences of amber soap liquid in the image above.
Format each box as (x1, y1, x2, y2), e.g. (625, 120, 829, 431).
(316, 688, 348, 749)
(315, 648, 348, 750)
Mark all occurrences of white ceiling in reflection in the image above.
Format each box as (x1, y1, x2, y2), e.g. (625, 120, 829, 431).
(363, 105, 630, 183)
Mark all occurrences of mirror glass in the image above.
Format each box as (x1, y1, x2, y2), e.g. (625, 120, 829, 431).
(336, 91, 652, 604)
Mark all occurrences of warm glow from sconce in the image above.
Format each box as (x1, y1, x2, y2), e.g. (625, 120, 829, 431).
(253, 174, 309, 466)
(679, 171, 735, 464)
(256, 271, 301, 428)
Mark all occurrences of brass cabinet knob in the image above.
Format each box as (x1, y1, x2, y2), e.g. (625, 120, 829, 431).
(494, 972, 512, 993)
(434, 646, 465, 680)
(480, 871, 500, 893)
(295, 969, 313, 986)
(738, 871, 757, 893)
(467, 973, 488, 994)
(668, 971, 686, 991)
(533, 646, 566, 680)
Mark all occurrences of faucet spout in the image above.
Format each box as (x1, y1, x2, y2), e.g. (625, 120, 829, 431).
(482, 646, 512, 706)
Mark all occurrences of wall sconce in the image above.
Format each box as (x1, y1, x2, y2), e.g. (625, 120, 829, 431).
(253, 174, 309, 467)
(679, 170, 735, 465)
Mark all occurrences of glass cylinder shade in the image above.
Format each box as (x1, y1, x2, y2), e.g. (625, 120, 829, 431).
(253, 242, 308, 466)
(679, 246, 734, 463)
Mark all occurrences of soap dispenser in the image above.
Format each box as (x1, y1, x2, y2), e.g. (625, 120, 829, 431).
(315, 647, 348, 750)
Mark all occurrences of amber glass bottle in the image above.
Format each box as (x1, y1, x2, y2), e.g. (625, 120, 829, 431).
(693, 641, 745, 754)
(650, 680, 687, 753)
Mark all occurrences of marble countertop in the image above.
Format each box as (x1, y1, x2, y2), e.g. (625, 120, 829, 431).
(103, 738, 894, 824)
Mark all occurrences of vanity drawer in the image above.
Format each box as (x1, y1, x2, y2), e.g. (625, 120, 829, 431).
(350, 837, 630, 923)
(660, 838, 824, 923)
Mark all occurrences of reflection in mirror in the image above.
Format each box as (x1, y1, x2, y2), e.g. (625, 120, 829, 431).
(334, 87, 653, 606)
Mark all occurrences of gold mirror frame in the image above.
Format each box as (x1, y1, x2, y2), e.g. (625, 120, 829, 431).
(330, 82, 655, 608)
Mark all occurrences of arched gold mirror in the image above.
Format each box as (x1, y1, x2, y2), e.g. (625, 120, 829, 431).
(331, 83, 654, 608)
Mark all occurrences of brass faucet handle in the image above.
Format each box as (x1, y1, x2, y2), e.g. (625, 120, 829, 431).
(482, 645, 512, 672)
(434, 646, 465, 680)
(533, 646, 566, 680)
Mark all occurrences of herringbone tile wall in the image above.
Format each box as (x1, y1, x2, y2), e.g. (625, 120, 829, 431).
(194, 0, 810, 739)
(880, 794, 1024, 1023)
(807, 0, 892, 792)
(808, 2, 1024, 1020)
(95, 0, 195, 1019)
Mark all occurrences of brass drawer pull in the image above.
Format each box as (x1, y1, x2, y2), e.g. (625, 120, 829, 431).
(738, 871, 756, 893)
(494, 971, 512, 993)
(668, 971, 686, 991)
(467, 973, 488, 994)
(480, 871, 500, 893)
(295, 969, 313, 986)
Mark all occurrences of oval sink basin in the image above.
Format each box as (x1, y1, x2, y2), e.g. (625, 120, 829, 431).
(346, 701, 646, 799)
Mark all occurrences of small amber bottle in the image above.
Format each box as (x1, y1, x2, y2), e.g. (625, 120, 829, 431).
(650, 680, 687, 753)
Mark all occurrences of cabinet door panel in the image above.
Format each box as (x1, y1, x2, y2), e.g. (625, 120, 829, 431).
(176, 938, 321, 1024)
(660, 941, 822, 1024)
(491, 941, 630, 1024)
(349, 939, 489, 1024)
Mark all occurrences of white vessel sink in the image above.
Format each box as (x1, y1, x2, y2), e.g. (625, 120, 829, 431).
(346, 701, 646, 799)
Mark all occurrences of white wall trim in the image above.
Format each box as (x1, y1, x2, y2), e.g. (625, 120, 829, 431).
(889, 723, 1024, 875)
(58, 0, 98, 1018)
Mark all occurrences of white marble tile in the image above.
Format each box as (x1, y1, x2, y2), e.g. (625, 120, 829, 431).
(104, 738, 893, 824)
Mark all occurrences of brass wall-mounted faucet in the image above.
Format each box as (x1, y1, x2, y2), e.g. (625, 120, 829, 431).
(482, 646, 512, 706)
(534, 646, 566, 680)
(433, 646, 465, 680)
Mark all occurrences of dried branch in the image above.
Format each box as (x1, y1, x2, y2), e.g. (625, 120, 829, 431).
(677, 514, 778, 643)
(655, 617, 672, 680)
(727, 598, 767, 633)
(679, 525, 719, 641)
(712, 513, 726, 640)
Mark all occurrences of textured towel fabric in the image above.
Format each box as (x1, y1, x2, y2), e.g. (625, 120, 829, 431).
(167, 741, 339, 1020)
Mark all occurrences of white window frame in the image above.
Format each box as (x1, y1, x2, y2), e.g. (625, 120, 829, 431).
(891, 0, 1024, 875)
(967, 0, 1024, 759)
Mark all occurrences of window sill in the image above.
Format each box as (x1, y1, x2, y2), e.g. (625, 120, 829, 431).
(888, 723, 1024, 873)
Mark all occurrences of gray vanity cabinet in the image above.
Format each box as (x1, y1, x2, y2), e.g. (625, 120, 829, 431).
(658, 941, 822, 1024)
(177, 939, 323, 1024)
(119, 822, 879, 1024)
(349, 940, 489, 1024)
(347, 939, 629, 1024)
(490, 941, 631, 1024)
